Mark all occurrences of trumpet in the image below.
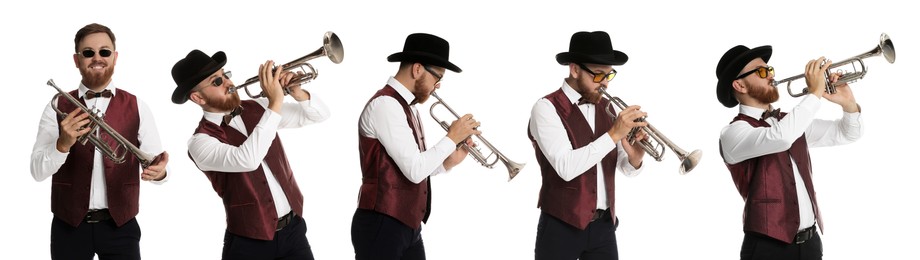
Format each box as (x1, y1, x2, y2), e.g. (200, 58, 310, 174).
(774, 33, 895, 97)
(429, 91, 525, 180)
(46, 79, 162, 168)
(598, 87, 702, 174)
(228, 31, 344, 98)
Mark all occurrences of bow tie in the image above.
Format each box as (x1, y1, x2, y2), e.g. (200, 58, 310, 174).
(85, 89, 112, 99)
(223, 106, 243, 125)
(576, 97, 596, 106)
(761, 108, 782, 120)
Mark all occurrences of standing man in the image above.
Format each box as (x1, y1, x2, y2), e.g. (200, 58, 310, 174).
(528, 31, 649, 260)
(352, 33, 480, 260)
(171, 49, 330, 259)
(30, 23, 170, 259)
(715, 45, 863, 259)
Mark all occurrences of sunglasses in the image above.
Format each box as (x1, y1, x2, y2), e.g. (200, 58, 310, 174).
(577, 63, 617, 83)
(423, 65, 443, 84)
(79, 49, 113, 58)
(735, 66, 774, 79)
(210, 71, 232, 87)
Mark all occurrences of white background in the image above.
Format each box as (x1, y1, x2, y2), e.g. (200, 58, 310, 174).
(2, 0, 917, 259)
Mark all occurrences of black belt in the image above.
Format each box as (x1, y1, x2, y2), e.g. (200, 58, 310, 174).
(84, 209, 112, 224)
(276, 211, 295, 231)
(794, 225, 817, 244)
(590, 208, 610, 222)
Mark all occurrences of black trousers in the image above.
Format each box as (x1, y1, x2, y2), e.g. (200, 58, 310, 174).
(740, 231, 823, 260)
(535, 211, 619, 260)
(221, 215, 314, 260)
(351, 209, 426, 260)
(50, 215, 141, 260)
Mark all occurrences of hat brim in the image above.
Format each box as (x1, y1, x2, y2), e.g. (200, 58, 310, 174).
(171, 51, 227, 104)
(716, 46, 772, 108)
(556, 50, 628, 66)
(387, 51, 462, 72)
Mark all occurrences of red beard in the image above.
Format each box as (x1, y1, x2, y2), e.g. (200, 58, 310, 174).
(411, 80, 432, 104)
(79, 62, 114, 89)
(205, 92, 242, 112)
(749, 84, 779, 104)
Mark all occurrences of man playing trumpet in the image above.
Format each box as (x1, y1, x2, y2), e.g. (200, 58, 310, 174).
(715, 45, 863, 260)
(171, 49, 330, 259)
(352, 33, 480, 260)
(528, 31, 649, 260)
(30, 23, 170, 259)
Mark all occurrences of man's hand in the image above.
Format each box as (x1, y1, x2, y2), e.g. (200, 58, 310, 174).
(446, 114, 481, 145)
(56, 109, 92, 153)
(259, 60, 286, 113)
(804, 57, 832, 98)
(606, 105, 647, 141)
(142, 151, 169, 181)
(443, 139, 474, 171)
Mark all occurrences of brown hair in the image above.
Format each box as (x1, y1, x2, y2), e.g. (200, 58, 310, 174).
(74, 23, 116, 53)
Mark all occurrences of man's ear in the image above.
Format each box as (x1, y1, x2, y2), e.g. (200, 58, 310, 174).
(189, 90, 205, 105)
(411, 63, 424, 80)
(732, 79, 747, 94)
(569, 63, 579, 79)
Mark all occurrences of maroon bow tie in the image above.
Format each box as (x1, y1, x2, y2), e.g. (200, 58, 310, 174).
(577, 97, 596, 105)
(223, 106, 243, 125)
(761, 108, 782, 120)
(85, 89, 112, 99)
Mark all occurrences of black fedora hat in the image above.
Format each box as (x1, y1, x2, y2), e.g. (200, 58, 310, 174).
(387, 33, 461, 72)
(556, 31, 628, 66)
(715, 45, 772, 108)
(171, 49, 227, 104)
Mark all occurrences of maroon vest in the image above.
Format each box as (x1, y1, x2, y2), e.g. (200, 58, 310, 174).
(528, 89, 618, 230)
(52, 89, 141, 228)
(721, 113, 823, 244)
(190, 100, 304, 241)
(357, 85, 430, 229)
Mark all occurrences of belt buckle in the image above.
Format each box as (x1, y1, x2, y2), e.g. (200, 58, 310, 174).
(590, 209, 606, 222)
(85, 211, 101, 224)
(794, 227, 813, 244)
(276, 213, 292, 231)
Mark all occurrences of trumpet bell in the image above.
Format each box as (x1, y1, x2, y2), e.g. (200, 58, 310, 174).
(323, 31, 344, 64)
(678, 149, 703, 175)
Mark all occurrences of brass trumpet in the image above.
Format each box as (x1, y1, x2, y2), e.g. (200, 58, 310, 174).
(774, 33, 895, 97)
(429, 91, 525, 180)
(598, 87, 702, 174)
(228, 31, 344, 98)
(46, 79, 162, 168)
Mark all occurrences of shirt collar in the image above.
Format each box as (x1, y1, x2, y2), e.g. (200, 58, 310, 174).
(560, 80, 583, 105)
(388, 77, 417, 106)
(77, 81, 117, 98)
(738, 104, 773, 119)
(202, 110, 226, 125)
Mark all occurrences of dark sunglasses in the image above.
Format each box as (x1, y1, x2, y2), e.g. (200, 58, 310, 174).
(80, 49, 113, 58)
(577, 63, 617, 83)
(210, 71, 232, 87)
(736, 66, 774, 79)
(423, 65, 443, 84)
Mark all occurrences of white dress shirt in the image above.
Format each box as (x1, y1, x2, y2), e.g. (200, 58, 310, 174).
(720, 94, 863, 230)
(30, 82, 169, 210)
(188, 96, 330, 218)
(358, 77, 456, 184)
(529, 81, 643, 210)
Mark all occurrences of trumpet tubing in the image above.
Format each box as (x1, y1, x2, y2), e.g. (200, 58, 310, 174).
(598, 87, 702, 174)
(228, 31, 344, 98)
(429, 92, 525, 180)
(46, 79, 162, 168)
(774, 33, 895, 97)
